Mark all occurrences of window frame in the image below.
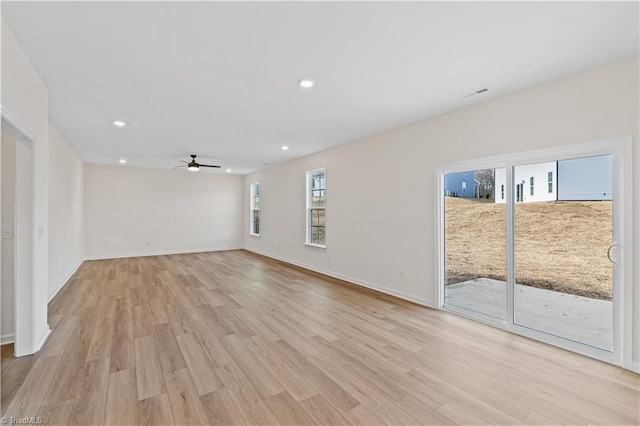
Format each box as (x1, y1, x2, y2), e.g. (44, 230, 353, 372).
(306, 167, 326, 248)
(249, 182, 260, 237)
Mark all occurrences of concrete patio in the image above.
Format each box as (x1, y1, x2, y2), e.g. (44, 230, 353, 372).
(445, 278, 612, 350)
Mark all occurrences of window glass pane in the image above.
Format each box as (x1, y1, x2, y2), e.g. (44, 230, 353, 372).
(311, 227, 319, 244)
(252, 210, 260, 234)
(250, 183, 260, 234)
(308, 169, 326, 245)
(444, 168, 507, 319)
(514, 155, 613, 351)
(318, 228, 326, 245)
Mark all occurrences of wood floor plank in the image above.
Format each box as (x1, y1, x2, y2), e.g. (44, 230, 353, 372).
(222, 334, 285, 399)
(149, 298, 169, 325)
(342, 404, 386, 426)
(164, 368, 209, 425)
(37, 399, 75, 425)
(243, 335, 318, 402)
(298, 394, 350, 426)
(200, 388, 246, 426)
(135, 336, 166, 401)
(105, 368, 138, 425)
(1, 351, 37, 415)
(265, 391, 315, 425)
(394, 394, 455, 425)
(87, 313, 115, 361)
(153, 323, 187, 373)
(110, 297, 135, 372)
(216, 362, 281, 425)
(133, 303, 154, 339)
(269, 340, 359, 414)
(68, 357, 110, 426)
(176, 332, 223, 395)
(42, 339, 88, 405)
(436, 400, 492, 425)
(4, 355, 61, 419)
(138, 393, 175, 426)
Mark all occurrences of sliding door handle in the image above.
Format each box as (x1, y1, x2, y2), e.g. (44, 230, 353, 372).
(607, 244, 618, 264)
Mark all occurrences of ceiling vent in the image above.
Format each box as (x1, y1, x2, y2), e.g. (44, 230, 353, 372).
(463, 88, 490, 98)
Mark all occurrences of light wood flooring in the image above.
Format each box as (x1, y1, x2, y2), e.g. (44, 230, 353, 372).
(1, 250, 638, 425)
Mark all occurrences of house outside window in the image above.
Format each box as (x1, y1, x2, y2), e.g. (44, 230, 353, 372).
(306, 168, 326, 247)
(250, 182, 260, 236)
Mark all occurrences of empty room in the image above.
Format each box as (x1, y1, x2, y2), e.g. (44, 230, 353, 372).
(1, 1, 639, 425)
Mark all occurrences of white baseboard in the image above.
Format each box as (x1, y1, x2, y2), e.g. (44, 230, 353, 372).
(35, 326, 51, 352)
(84, 246, 243, 261)
(1, 333, 15, 345)
(48, 260, 84, 302)
(244, 248, 435, 308)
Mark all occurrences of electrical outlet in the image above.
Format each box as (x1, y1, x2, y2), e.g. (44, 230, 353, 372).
(1, 226, 13, 239)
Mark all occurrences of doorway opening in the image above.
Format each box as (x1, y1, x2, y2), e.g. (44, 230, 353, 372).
(1, 118, 36, 359)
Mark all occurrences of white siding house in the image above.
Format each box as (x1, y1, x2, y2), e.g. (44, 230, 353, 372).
(557, 155, 612, 201)
(494, 161, 557, 203)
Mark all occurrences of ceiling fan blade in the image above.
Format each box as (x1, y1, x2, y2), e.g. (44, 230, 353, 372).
(180, 160, 189, 163)
(172, 165, 188, 169)
(199, 164, 221, 168)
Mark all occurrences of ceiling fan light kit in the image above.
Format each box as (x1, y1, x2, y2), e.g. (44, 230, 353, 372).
(174, 154, 221, 172)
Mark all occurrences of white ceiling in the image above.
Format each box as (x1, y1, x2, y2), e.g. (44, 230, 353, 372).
(2, 2, 638, 174)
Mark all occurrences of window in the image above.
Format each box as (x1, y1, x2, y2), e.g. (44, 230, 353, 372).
(250, 182, 260, 236)
(548, 171, 553, 193)
(529, 176, 534, 196)
(501, 184, 505, 200)
(306, 168, 326, 247)
(462, 181, 467, 194)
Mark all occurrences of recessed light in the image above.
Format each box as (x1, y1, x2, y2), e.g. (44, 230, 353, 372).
(113, 120, 126, 127)
(298, 79, 315, 89)
(226, 168, 232, 173)
(281, 145, 289, 151)
(119, 159, 127, 164)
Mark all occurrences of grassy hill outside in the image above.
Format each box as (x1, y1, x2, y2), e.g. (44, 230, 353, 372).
(445, 197, 613, 300)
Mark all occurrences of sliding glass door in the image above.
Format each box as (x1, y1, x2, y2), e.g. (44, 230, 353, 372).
(513, 156, 613, 351)
(439, 139, 632, 366)
(444, 168, 507, 320)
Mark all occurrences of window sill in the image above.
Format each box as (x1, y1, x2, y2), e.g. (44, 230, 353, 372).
(305, 242, 326, 249)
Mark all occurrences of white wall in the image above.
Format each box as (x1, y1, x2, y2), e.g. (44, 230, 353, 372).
(244, 56, 639, 369)
(1, 19, 51, 355)
(1, 131, 16, 343)
(84, 165, 243, 259)
(48, 122, 84, 301)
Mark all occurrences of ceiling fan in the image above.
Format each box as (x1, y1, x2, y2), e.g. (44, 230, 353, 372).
(173, 155, 221, 172)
